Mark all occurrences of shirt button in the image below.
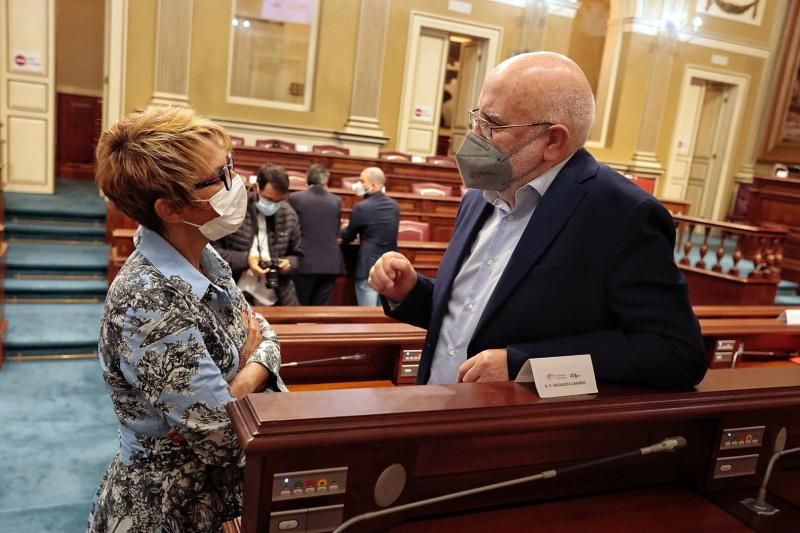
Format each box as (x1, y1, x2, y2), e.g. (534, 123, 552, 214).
(487, 259, 494, 266)
(507, 215, 514, 221)
(467, 303, 475, 311)
(448, 349, 455, 356)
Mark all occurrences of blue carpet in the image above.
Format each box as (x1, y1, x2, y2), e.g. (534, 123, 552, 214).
(4, 304, 103, 354)
(4, 179, 105, 220)
(0, 360, 118, 533)
(5, 278, 107, 299)
(5, 219, 105, 242)
(5, 242, 108, 272)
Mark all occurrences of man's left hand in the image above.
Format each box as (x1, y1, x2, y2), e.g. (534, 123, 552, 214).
(457, 349, 509, 383)
(278, 258, 291, 273)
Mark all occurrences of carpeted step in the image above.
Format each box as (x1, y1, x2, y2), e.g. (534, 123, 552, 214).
(4, 278, 108, 301)
(4, 303, 103, 357)
(5, 242, 109, 272)
(5, 219, 105, 242)
(775, 294, 800, 306)
(4, 178, 106, 222)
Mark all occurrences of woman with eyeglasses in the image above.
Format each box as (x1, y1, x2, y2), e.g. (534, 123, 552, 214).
(88, 106, 286, 533)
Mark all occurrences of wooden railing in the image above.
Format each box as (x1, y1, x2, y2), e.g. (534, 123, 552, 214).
(673, 214, 788, 305)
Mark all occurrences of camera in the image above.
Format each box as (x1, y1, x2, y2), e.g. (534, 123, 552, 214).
(259, 259, 281, 289)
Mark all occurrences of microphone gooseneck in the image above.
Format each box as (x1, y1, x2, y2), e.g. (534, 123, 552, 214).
(332, 436, 687, 533)
(280, 354, 367, 368)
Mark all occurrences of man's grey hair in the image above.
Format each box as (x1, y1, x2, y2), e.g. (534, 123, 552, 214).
(306, 163, 330, 186)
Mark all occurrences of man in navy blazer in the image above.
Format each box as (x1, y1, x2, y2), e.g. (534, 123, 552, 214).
(369, 52, 706, 389)
(289, 164, 344, 305)
(341, 167, 400, 306)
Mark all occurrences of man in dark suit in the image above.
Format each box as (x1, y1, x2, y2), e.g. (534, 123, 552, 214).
(341, 167, 400, 306)
(368, 52, 706, 389)
(289, 164, 344, 305)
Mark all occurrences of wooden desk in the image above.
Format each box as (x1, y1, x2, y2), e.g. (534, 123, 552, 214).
(264, 317, 800, 386)
(226, 367, 800, 532)
(702, 318, 800, 367)
(272, 323, 425, 386)
(748, 175, 800, 285)
(233, 146, 462, 194)
(261, 305, 800, 325)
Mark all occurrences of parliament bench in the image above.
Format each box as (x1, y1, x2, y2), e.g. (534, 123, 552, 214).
(262, 317, 800, 389)
(225, 367, 800, 532)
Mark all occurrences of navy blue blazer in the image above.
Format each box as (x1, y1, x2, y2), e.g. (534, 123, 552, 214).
(386, 149, 707, 389)
(289, 185, 344, 275)
(341, 192, 400, 279)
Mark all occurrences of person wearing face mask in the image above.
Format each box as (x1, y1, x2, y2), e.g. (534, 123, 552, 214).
(89, 106, 287, 533)
(213, 164, 303, 306)
(341, 167, 400, 306)
(368, 52, 707, 390)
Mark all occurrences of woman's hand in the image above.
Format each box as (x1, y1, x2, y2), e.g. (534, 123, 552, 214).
(278, 258, 291, 273)
(240, 311, 262, 366)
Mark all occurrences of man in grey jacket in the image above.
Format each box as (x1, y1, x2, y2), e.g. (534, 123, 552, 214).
(213, 164, 303, 306)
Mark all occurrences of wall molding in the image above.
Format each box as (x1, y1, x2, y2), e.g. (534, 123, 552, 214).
(622, 17, 770, 59)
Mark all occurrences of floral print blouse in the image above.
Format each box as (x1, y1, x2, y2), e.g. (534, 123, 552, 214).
(88, 226, 286, 533)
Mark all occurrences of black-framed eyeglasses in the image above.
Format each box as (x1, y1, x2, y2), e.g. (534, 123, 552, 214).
(468, 108, 553, 140)
(194, 153, 235, 191)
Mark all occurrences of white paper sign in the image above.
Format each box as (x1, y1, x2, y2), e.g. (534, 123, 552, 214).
(515, 354, 598, 398)
(12, 51, 44, 73)
(779, 309, 800, 325)
(412, 104, 433, 123)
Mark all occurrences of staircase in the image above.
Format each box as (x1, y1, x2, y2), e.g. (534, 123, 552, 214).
(3, 180, 108, 359)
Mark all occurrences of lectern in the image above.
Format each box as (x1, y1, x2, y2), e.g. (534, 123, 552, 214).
(226, 367, 800, 532)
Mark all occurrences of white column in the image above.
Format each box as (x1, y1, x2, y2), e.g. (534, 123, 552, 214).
(340, 0, 390, 142)
(149, 0, 193, 107)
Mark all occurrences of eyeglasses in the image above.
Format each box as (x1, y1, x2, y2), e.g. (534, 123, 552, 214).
(194, 153, 235, 191)
(468, 108, 553, 139)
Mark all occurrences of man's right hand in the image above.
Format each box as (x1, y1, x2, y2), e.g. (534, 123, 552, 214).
(368, 252, 418, 303)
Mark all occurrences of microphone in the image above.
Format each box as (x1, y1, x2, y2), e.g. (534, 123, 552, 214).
(280, 353, 367, 368)
(741, 427, 800, 515)
(332, 436, 687, 533)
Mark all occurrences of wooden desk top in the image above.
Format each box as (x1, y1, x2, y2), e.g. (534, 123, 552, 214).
(232, 367, 800, 451)
(390, 485, 752, 533)
(699, 318, 800, 336)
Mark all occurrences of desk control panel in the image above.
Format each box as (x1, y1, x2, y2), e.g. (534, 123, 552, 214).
(272, 467, 348, 502)
(719, 426, 765, 450)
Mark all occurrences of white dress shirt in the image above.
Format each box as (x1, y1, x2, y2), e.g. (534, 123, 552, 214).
(428, 156, 573, 384)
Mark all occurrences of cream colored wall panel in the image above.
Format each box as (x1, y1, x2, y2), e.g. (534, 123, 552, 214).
(7, 0, 49, 75)
(406, 128, 434, 153)
(8, 80, 47, 111)
(7, 115, 48, 185)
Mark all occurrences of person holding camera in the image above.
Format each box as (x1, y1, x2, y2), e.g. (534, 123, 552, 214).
(214, 164, 303, 306)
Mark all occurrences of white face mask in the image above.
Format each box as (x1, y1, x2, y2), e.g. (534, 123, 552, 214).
(184, 175, 248, 241)
(352, 182, 367, 197)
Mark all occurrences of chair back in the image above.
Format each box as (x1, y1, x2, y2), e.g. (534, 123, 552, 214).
(379, 151, 412, 161)
(398, 220, 430, 241)
(726, 183, 752, 222)
(412, 182, 452, 197)
(425, 155, 456, 167)
(230, 135, 245, 147)
(340, 176, 360, 190)
(312, 144, 350, 156)
(256, 138, 296, 151)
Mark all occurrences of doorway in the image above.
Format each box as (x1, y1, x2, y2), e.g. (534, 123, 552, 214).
(663, 68, 748, 220)
(396, 13, 501, 156)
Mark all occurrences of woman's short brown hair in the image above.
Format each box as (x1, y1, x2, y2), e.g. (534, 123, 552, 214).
(95, 106, 231, 232)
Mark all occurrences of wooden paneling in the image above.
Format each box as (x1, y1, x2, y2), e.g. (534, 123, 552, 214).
(227, 368, 800, 532)
(56, 93, 101, 179)
(748, 176, 800, 285)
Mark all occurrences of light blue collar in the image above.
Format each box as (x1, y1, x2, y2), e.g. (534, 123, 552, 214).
(482, 152, 575, 211)
(135, 226, 231, 299)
